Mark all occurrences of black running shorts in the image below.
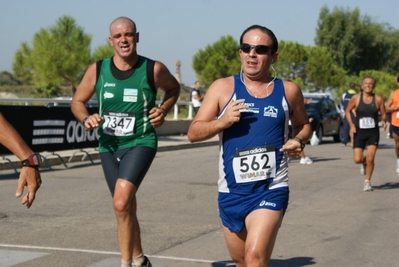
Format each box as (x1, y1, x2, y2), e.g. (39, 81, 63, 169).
(100, 146, 156, 196)
(353, 128, 380, 149)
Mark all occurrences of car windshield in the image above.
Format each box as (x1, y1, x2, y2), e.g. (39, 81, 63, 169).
(304, 98, 319, 113)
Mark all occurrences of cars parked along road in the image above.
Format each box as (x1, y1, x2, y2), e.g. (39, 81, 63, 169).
(303, 93, 342, 144)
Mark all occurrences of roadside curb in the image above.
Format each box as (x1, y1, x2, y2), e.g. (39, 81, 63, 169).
(158, 140, 219, 152)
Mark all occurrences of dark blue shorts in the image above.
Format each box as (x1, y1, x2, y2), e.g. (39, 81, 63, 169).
(392, 125, 399, 136)
(218, 187, 289, 233)
(100, 146, 156, 196)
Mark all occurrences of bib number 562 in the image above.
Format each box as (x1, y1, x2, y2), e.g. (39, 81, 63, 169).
(240, 154, 270, 173)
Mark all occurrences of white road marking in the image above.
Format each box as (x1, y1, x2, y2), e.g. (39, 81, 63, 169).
(0, 244, 226, 265)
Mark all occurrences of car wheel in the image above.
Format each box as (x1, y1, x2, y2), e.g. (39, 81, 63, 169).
(317, 125, 323, 144)
(333, 124, 341, 142)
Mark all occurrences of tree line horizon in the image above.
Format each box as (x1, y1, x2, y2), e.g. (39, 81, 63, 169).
(5, 5, 399, 101)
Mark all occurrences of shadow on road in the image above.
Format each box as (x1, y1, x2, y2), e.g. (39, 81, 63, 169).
(373, 182, 399, 190)
(377, 143, 395, 150)
(210, 256, 316, 267)
(290, 157, 342, 164)
(270, 256, 316, 266)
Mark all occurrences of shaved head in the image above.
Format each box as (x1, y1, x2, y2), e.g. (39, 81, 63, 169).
(109, 17, 137, 35)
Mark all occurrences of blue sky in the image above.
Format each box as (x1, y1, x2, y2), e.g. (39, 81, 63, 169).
(1, 0, 398, 86)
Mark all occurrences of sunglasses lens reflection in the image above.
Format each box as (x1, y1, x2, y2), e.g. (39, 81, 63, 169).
(240, 44, 270, 54)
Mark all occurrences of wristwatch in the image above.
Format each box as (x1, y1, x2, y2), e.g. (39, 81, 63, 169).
(82, 116, 89, 125)
(293, 137, 306, 151)
(21, 153, 42, 167)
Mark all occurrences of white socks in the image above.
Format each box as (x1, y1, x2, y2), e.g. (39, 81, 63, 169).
(121, 253, 145, 266)
(121, 259, 132, 267)
(133, 253, 145, 265)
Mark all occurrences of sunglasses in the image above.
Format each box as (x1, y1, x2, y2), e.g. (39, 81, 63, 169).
(240, 43, 272, 55)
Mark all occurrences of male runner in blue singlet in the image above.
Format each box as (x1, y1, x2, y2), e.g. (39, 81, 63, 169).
(188, 25, 311, 267)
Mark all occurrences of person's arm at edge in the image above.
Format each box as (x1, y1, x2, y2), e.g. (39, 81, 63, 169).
(0, 113, 35, 160)
(345, 94, 358, 134)
(376, 95, 387, 130)
(71, 63, 102, 130)
(385, 91, 395, 113)
(281, 81, 311, 153)
(155, 61, 180, 113)
(149, 61, 180, 128)
(0, 113, 41, 208)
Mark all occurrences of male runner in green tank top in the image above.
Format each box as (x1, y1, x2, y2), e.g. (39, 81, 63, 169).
(71, 16, 180, 267)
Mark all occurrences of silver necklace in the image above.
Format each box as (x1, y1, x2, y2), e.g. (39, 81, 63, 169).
(240, 72, 275, 98)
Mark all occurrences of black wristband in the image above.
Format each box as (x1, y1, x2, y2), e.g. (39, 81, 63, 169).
(293, 137, 305, 151)
(82, 116, 89, 125)
(21, 153, 42, 167)
(159, 107, 168, 116)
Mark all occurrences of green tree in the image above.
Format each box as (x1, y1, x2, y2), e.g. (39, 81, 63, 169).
(0, 71, 22, 86)
(93, 40, 114, 61)
(12, 16, 92, 97)
(305, 46, 346, 92)
(315, 6, 399, 76)
(274, 41, 346, 93)
(12, 42, 33, 85)
(333, 75, 361, 103)
(192, 35, 241, 85)
(274, 41, 308, 82)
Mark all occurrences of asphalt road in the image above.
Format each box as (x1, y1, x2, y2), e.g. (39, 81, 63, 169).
(1, 129, 399, 267)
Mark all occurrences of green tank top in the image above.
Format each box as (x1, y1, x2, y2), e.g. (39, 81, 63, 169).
(95, 56, 157, 152)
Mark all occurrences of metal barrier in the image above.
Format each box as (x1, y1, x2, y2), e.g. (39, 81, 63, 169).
(0, 97, 195, 172)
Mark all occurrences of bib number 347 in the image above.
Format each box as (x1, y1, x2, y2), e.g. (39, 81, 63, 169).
(103, 111, 135, 136)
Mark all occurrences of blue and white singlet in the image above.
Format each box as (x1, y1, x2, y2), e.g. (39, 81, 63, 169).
(217, 75, 290, 195)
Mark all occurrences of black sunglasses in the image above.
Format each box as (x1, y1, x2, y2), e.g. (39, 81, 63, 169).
(240, 43, 272, 55)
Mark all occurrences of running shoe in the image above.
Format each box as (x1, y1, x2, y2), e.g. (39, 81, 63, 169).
(132, 256, 152, 267)
(363, 181, 373, 192)
(300, 157, 313, 164)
